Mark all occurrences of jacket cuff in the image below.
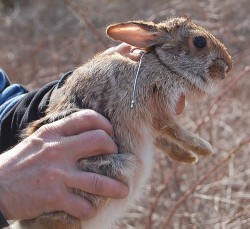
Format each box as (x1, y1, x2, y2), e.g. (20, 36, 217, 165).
(0, 210, 9, 227)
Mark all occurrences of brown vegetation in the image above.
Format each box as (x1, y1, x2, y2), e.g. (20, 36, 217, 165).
(0, 0, 249, 228)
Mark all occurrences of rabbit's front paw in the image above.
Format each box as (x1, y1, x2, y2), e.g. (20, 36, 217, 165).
(191, 137, 214, 156)
(155, 138, 198, 164)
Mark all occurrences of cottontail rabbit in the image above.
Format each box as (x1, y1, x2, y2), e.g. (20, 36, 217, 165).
(12, 17, 232, 229)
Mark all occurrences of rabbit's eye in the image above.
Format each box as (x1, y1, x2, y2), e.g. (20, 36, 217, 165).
(193, 36, 207, 48)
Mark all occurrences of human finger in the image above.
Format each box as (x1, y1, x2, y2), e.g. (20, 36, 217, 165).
(115, 43, 145, 61)
(124, 48, 145, 61)
(60, 192, 96, 220)
(65, 171, 129, 199)
(58, 129, 118, 160)
(103, 43, 144, 61)
(38, 110, 113, 138)
(103, 43, 131, 55)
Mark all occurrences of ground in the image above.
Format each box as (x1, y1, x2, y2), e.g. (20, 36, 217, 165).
(0, 0, 249, 228)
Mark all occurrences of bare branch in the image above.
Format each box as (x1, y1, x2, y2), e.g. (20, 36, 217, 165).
(161, 136, 250, 228)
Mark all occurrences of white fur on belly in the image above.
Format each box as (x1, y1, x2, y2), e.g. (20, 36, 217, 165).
(80, 128, 154, 229)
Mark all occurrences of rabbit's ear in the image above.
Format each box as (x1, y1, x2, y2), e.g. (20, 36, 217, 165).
(107, 22, 160, 48)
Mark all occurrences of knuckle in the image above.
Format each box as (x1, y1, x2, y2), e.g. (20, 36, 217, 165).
(91, 174, 104, 193)
(86, 130, 117, 154)
(36, 124, 52, 137)
(92, 129, 108, 142)
(26, 136, 45, 149)
(36, 123, 62, 140)
(80, 109, 99, 123)
(65, 110, 99, 130)
(92, 130, 117, 152)
(42, 141, 65, 159)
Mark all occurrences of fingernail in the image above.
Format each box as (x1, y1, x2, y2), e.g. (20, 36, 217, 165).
(102, 47, 116, 55)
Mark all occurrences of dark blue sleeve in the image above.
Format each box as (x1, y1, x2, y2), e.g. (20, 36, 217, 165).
(0, 71, 58, 153)
(0, 69, 27, 227)
(0, 210, 8, 227)
(0, 69, 28, 120)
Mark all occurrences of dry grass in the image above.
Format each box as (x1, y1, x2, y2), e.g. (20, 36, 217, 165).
(0, 0, 249, 228)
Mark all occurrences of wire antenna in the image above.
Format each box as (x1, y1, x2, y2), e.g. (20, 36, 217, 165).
(131, 52, 147, 110)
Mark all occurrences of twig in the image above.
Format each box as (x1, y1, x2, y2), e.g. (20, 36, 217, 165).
(161, 136, 250, 229)
(222, 205, 250, 227)
(193, 193, 236, 205)
(145, 164, 178, 229)
(145, 186, 168, 229)
(226, 159, 234, 210)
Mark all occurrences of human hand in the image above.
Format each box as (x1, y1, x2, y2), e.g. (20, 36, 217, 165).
(103, 42, 145, 61)
(0, 110, 128, 220)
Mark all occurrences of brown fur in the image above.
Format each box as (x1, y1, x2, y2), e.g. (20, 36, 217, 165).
(11, 17, 232, 229)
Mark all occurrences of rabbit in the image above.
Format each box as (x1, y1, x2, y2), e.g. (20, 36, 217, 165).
(10, 17, 232, 229)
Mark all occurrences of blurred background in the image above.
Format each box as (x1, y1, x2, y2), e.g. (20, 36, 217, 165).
(0, 0, 249, 228)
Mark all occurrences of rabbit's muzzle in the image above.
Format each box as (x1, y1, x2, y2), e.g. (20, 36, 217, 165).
(210, 58, 232, 79)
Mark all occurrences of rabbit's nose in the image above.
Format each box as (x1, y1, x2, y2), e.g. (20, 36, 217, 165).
(220, 61, 229, 75)
(224, 65, 229, 73)
(223, 52, 232, 73)
(225, 60, 232, 73)
(210, 58, 229, 79)
(220, 60, 230, 78)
